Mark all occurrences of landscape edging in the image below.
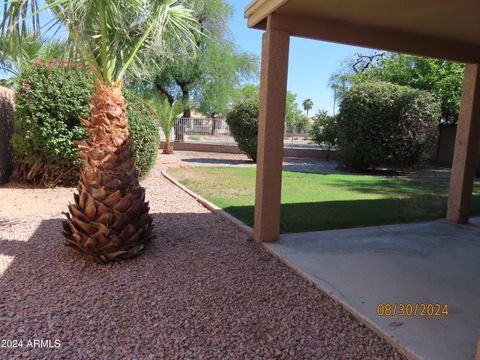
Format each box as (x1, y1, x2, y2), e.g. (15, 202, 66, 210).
(161, 168, 254, 239)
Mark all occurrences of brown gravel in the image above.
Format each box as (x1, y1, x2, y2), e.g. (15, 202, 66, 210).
(0, 153, 405, 359)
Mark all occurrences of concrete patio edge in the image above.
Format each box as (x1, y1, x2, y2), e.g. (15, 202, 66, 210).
(160, 166, 452, 360)
(161, 168, 254, 239)
(261, 242, 422, 360)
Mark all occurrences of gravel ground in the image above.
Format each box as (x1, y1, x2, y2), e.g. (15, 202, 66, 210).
(0, 153, 405, 359)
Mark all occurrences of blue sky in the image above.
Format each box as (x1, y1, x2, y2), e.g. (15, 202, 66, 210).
(1, 1, 375, 114)
(229, 2, 373, 115)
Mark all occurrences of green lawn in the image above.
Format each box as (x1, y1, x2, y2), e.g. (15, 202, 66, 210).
(169, 167, 480, 233)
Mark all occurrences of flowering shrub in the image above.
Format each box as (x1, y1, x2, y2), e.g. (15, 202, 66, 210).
(337, 81, 441, 171)
(12, 60, 160, 185)
(12, 59, 92, 185)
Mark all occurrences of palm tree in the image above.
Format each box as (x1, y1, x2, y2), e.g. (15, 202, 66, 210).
(0, 35, 66, 79)
(302, 98, 313, 116)
(157, 98, 181, 154)
(3, 0, 199, 262)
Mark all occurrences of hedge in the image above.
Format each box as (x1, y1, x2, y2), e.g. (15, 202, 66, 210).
(337, 81, 441, 171)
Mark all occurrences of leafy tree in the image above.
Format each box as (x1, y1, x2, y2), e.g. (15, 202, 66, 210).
(285, 92, 309, 133)
(3, 0, 199, 262)
(145, 0, 258, 118)
(197, 42, 258, 117)
(331, 52, 464, 122)
(302, 98, 313, 116)
(311, 110, 337, 159)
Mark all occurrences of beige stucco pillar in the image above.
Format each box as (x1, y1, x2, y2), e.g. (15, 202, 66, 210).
(447, 63, 480, 223)
(253, 17, 290, 242)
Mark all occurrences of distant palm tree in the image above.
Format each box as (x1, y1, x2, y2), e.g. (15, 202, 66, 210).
(302, 98, 313, 116)
(157, 98, 182, 155)
(2, 0, 199, 262)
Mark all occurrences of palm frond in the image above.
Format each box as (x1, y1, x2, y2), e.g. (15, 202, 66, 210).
(40, 0, 199, 84)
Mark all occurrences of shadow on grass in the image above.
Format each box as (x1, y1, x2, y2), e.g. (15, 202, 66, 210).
(224, 194, 480, 233)
(319, 177, 450, 197)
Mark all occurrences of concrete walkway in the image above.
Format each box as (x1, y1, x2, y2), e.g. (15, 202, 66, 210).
(157, 150, 453, 180)
(265, 219, 480, 360)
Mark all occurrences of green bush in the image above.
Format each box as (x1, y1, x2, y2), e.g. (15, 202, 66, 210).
(125, 91, 160, 177)
(226, 98, 259, 161)
(311, 110, 337, 149)
(12, 59, 92, 185)
(12, 60, 160, 186)
(337, 81, 440, 171)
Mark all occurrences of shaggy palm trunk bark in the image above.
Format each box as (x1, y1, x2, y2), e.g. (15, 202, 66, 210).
(63, 83, 153, 263)
(163, 140, 174, 154)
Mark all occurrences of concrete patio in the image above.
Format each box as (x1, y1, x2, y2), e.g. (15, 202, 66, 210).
(265, 218, 480, 360)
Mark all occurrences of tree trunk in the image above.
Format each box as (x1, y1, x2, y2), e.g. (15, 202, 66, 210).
(174, 87, 190, 142)
(211, 118, 216, 136)
(62, 82, 153, 263)
(163, 140, 174, 154)
(181, 87, 191, 118)
(155, 77, 174, 106)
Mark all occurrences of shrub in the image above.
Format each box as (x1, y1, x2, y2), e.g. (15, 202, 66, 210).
(12, 59, 92, 185)
(311, 110, 337, 149)
(12, 60, 160, 186)
(226, 98, 259, 161)
(125, 91, 160, 177)
(337, 81, 440, 171)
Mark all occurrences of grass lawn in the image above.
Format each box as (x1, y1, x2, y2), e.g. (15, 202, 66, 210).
(169, 167, 480, 233)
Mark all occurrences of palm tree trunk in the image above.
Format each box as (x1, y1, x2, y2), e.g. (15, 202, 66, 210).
(63, 82, 153, 263)
(163, 139, 174, 154)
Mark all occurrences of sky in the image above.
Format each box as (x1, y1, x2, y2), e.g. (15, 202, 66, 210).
(229, 1, 374, 115)
(1, 0, 375, 115)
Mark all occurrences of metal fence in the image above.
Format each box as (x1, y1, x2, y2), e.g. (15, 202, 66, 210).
(170, 117, 319, 148)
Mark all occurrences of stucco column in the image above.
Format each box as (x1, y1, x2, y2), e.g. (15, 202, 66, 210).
(253, 18, 290, 242)
(447, 63, 480, 223)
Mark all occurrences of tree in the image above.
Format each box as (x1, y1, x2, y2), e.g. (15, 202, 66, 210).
(285, 92, 309, 133)
(3, 0, 199, 262)
(311, 110, 337, 160)
(302, 98, 313, 116)
(156, 98, 182, 154)
(197, 42, 258, 118)
(0, 35, 67, 81)
(332, 52, 464, 123)
(147, 0, 258, 119)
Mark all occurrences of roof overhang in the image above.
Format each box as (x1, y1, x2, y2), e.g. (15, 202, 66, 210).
(244, 0, 480, 63)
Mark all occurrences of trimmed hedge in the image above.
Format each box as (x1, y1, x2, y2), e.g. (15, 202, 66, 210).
(337, 81, 441, 171)
(226, 98, 259, 161)
(12, 60, 160, 186)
